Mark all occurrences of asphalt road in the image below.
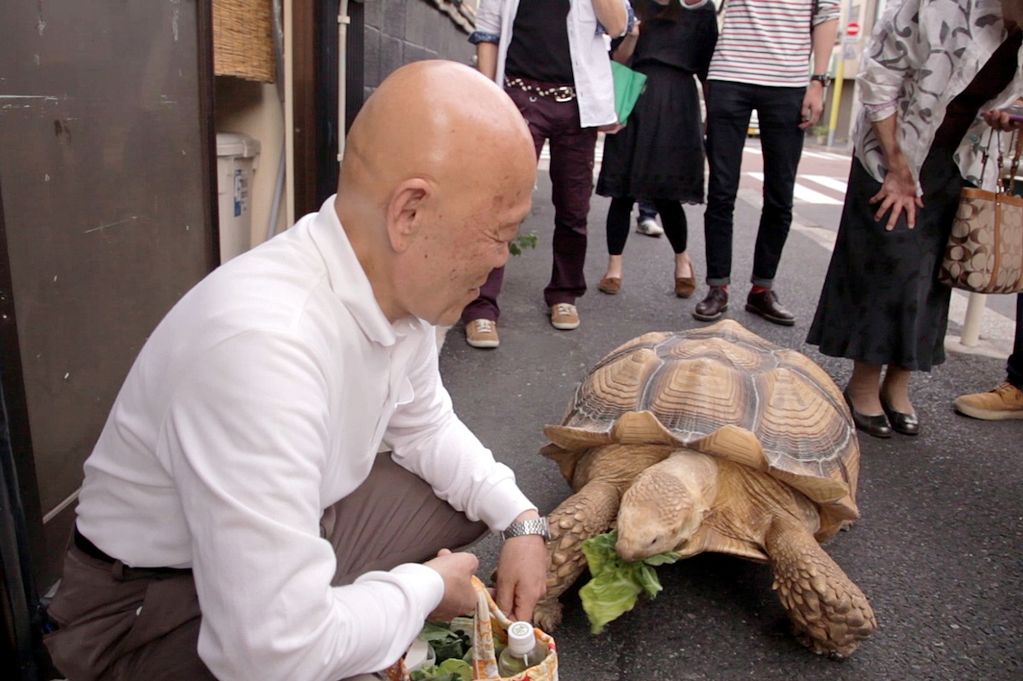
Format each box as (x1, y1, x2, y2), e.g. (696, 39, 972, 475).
(437, 140, 1022, 681)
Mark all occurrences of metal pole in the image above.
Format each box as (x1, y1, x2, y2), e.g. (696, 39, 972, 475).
(825, 51, 845, 148)
(961, 292, 988, 346)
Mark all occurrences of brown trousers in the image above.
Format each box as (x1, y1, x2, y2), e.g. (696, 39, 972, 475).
(44, 454, 488, 681)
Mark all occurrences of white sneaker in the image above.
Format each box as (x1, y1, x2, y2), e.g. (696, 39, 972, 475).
(636, 217, 664, 237)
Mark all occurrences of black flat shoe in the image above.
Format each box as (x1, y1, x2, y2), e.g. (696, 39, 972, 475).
(881, 399, 920, 436)
(843, 390, 893, 438)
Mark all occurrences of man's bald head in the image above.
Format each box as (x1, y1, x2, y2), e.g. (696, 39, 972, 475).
(335, 61, 537, 326)
(339, 60, 535, 216)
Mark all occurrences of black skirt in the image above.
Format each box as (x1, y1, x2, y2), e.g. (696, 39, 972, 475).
(806, 147, 965, 371)
(595, 63, 705, 203)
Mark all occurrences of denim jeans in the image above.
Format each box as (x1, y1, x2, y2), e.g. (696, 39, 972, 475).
(703, 81, 806, 287)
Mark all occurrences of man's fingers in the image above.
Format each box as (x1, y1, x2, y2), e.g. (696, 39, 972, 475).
(495, 575, 515, 617)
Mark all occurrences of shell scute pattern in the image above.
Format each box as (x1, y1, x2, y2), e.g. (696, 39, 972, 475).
(555, 321, 858, 519)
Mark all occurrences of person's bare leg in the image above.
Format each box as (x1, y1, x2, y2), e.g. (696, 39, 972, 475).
(674, 251, 693, 280)
(603, 254, 624, 280)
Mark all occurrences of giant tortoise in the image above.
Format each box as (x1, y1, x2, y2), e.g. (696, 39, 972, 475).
(534, 320, 876, 657)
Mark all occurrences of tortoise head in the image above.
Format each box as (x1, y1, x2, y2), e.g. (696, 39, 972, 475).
(614, 452, 713, 562)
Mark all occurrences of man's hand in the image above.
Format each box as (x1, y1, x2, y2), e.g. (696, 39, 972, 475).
(799, 82, 825, 130)
(869, 158, 923, 230)
(494, 511, 548, 622)
(424, 549, 479, 621)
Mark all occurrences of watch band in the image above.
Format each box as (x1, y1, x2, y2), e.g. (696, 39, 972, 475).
(502, 517, 550, 541)
(810, 74, 832, 86)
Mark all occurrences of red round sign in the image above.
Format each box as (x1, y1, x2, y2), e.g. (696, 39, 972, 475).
(846, 21, 860, 37)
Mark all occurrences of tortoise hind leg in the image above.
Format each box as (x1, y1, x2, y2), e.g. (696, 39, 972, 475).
(533, 480, 621, 631)
(765, 517, 877, 658)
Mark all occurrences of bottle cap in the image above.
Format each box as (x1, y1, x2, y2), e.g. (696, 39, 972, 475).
(506, 621, 536, 655)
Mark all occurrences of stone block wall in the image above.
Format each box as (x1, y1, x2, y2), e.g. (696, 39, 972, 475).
(361, 0, 475, 101)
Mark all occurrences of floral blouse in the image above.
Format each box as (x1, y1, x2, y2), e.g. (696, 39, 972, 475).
(855, 0, 1023, 190)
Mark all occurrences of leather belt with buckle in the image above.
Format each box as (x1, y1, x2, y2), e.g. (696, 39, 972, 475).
(505, 77, 576, 102)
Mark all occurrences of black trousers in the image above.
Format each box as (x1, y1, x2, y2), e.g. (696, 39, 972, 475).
(703, 81, 806, 286)
(606, 196, 688, 256)
(1009, 294, 1023, 389)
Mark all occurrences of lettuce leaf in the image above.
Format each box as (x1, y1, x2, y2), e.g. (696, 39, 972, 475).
(579, 530, 680, 634)
(409, 658, 473, 681)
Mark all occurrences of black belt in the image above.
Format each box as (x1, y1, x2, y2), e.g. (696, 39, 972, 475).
(74, 526, 192, 578)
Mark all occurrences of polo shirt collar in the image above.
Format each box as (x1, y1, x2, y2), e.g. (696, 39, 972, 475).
(308, 195, 423, 346)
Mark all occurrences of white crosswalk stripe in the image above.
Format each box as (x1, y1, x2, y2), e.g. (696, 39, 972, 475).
(747, 172, 843, 205)
(802, 175, 849, 194)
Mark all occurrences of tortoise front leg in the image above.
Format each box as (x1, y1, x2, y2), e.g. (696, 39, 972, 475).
(533, 479, 621, 631)
(765, 517, 877, 658)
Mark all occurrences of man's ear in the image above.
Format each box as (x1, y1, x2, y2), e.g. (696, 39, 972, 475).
(385, 179, 431, 252)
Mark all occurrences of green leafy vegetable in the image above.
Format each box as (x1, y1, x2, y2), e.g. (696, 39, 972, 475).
(417, 622, 470, 664)
(409, 658, 473, 681)
(579, 530, 680, 634)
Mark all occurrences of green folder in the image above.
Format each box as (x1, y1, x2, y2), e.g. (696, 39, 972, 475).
(611, 62, 647, 125)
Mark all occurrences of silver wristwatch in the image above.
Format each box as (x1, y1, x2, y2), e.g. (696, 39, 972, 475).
(502, 517, 550, 541)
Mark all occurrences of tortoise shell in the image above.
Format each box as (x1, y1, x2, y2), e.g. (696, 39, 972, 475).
(543, 320, 860, 534)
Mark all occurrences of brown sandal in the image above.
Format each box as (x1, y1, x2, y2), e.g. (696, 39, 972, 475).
(674, 276, 696, 298)
(598, 276, 621, 295)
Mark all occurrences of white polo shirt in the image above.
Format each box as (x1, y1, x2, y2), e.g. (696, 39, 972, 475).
(76, 196, 535, 680)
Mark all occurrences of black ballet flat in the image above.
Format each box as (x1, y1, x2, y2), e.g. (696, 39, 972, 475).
(843, 390, 893, 439)
(881, 398, 920, 436)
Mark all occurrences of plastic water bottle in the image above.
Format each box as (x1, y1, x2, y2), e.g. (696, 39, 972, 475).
(498, 621, 548, 676)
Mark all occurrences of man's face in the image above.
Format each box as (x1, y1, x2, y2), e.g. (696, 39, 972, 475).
(399, 178, 533, 326)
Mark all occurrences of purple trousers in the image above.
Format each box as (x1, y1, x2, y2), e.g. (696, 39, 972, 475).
(462, 83, 598, 322)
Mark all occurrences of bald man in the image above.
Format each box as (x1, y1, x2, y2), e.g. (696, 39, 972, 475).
(44, 61, 548, 681)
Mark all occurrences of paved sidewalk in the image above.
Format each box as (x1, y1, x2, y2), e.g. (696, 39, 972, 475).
(438, 170, 1022, 681)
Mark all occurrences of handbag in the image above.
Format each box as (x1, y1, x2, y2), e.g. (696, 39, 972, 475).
(386, 576, 559, 681)
(939, 129, 1023, 294)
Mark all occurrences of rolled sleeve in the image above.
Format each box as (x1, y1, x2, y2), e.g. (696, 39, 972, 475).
(813, 0, 840, 26)
(472, 0, 502, 41)
(469, 31, 501, 45)
(597, 1, 635, 37)
(856, 0, 924, 120)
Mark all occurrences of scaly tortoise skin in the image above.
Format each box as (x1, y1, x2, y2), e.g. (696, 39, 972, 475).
(534, 320, 876, 657)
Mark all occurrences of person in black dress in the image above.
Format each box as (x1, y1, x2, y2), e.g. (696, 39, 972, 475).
(595, 0, 717, 299)
(807, 0, 1023, 438)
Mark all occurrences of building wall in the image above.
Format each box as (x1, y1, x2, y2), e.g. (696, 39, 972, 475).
(362, 0, 475, 101)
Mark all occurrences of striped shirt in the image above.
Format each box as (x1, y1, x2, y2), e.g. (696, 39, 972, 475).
(708, 0, 839, 87)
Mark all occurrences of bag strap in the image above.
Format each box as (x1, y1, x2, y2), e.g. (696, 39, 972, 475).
(471, 576, 510, 680)
(1009, 129, 1022, 196)
(979, 128, 1011, 195)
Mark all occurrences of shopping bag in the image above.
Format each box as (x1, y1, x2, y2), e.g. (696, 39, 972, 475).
(386, 576, 558, 681)
(611, 61, 647, 126)
(939, 130, 1023, 294)
(470, 576, 558, 681)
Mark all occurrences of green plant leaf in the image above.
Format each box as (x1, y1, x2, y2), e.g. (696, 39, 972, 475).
(579, 530, 680, 633)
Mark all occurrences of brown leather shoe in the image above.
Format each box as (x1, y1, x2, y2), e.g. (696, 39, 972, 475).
(598, 276, 621, 295)
(692, 286, 728, 321)
(674, 276, 696, 298)
(745, 289, 795, 326)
